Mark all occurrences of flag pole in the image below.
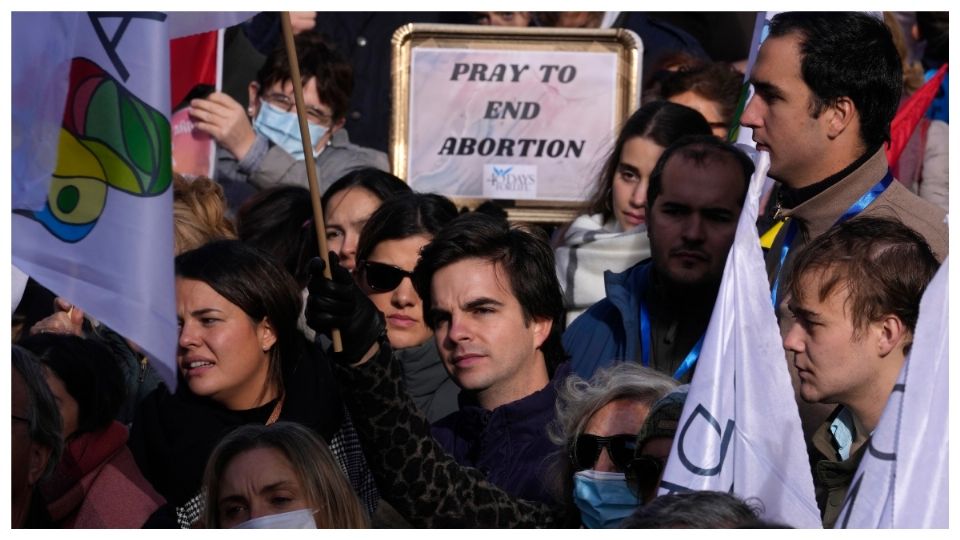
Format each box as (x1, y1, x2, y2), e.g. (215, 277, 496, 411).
(280, 12, 343, 352)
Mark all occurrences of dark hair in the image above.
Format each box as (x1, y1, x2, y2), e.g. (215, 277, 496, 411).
(647, 135, 754, 208)
(18, 334, 126, 436)
(256, 32, 353, 121)
(356, 192, 458, 263)
(412, 213, 567, 372)
(787, 216, 938, 341)
(175, 240, 303, 400)
(320, 168, 412, 213)
(769, 12, 902, 149)
(12, 345, 64, 480)
(587, 101, 712, 220)
(236, 186, 318, 288)
(915, 12, 949, 65)
(659, 62, 744, 131)
(621, 491, 762, 528)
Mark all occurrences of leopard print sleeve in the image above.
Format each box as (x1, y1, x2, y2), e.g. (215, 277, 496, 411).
(333, 344, 566, 528)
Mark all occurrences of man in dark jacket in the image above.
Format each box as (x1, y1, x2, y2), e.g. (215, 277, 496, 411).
(782, 217, 938, 528)
(411, 213, 569, 503)
(564, 136, 753, 382)
(307, 212, 568, 504)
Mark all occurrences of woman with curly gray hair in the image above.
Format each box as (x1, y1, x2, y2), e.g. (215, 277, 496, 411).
(547, 362, 677, 528)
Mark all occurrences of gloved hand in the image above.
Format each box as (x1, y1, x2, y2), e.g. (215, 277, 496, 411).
(305, 252, 386, 364)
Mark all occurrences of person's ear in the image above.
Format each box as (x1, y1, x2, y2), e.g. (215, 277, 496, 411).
(247, 82, 261, 117)
(876, 314, 908, 357)
(530, 316, 553, 350)
(27, 443, 53, 486)
(825, 96, 857, 140)
(258, 318, 278, 353)
(330, 116, 346, 134)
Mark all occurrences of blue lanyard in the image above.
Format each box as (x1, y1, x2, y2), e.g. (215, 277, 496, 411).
(639, 301, 704, 380)
(770, 170, 894, 306)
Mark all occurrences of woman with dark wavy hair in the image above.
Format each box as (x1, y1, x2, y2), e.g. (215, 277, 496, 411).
(354, 192, 460, 422)
(128, 240, 377, 527)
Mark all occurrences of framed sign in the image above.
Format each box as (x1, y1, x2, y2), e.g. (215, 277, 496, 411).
(390, 24, 641, 223)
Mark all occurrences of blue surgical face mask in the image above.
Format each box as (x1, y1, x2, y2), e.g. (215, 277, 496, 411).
(573, 469, 640, 529)
(232, 508, 317, 529)
(252, 102, 328, 161)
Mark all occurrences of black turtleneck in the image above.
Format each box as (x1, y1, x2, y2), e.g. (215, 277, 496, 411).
(780, 144, 881, 210)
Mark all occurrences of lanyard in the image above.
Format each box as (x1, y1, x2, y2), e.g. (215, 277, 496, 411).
(639, 300, 704, 380)
(770, 170, 894, 306)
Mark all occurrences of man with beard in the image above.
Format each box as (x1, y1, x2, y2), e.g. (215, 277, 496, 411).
(564, 135, 752, 382)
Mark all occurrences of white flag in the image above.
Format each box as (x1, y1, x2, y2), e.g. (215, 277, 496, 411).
(837, 258, 949, 528)
(657, 149, 822, 528)
(12, 12, 252, 390)
(12, 12, 82, 211)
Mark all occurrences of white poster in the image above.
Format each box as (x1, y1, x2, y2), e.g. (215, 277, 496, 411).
(407, 48, 619, 201)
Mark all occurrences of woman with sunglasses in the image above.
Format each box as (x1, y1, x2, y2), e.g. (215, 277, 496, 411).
(353, 192, 460, 422)
(550, 362, 677, 528)
(190, 32, 388, 211)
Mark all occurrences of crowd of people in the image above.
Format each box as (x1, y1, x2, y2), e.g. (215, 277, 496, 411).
(11, 10, 949, 529)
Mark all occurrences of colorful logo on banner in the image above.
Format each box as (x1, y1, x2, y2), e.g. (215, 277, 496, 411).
(14, 57, 171, 242)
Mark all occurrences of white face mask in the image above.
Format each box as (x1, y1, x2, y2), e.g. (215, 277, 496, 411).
(232, 508, 317, 529)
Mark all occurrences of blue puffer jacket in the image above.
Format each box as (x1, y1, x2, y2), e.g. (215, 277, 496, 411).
(429, 363, 571, 505)
(563, 260, 652, 380)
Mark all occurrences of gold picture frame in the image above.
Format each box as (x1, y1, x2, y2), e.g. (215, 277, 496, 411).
(389, 24, 641, 224)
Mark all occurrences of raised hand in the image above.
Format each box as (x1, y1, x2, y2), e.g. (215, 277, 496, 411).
(189, 92, 257, 160)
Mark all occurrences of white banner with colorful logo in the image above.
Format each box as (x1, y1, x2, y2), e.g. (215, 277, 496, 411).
(12, 12, 252, 390)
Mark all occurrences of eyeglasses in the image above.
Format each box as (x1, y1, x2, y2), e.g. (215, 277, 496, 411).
(625, 455, 666, 499)
(358, 261, 415, 293)
(261, 92, 333, 126)
(570, 433, 637, 472)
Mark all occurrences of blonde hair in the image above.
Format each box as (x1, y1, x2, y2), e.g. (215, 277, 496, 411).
(172, 174, 236, 255)
(202, 422, 369, 528)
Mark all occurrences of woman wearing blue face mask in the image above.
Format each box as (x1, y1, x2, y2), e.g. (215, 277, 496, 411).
(550, 362, 678, 528)
(190, 32, 389, 212)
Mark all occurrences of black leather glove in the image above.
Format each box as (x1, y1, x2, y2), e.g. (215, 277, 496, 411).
(305, 252, 386, 364)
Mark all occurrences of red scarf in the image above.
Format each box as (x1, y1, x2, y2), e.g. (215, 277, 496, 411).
(40, 421, 163, 527)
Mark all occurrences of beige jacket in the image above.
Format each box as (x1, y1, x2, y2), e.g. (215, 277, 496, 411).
(766, 148, 948, 437)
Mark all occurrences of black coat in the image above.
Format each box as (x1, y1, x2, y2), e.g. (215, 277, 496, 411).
(127, 339, 344, 507)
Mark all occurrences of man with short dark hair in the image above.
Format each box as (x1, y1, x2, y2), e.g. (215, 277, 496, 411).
(740, 11, 948, 436)
(564, 135, 754, 382)
(412, 214, 567, 502)
(307, 212, 567, 504)
(783, 217, 938, 528)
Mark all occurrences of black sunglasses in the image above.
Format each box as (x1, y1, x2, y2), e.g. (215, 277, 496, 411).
(358, 260, 415, 293)
(570, 433, 637, 472)
(625, 455, 666, 499)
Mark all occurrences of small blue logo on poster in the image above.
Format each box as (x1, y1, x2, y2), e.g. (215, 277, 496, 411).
(483, 164, 538, 200)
